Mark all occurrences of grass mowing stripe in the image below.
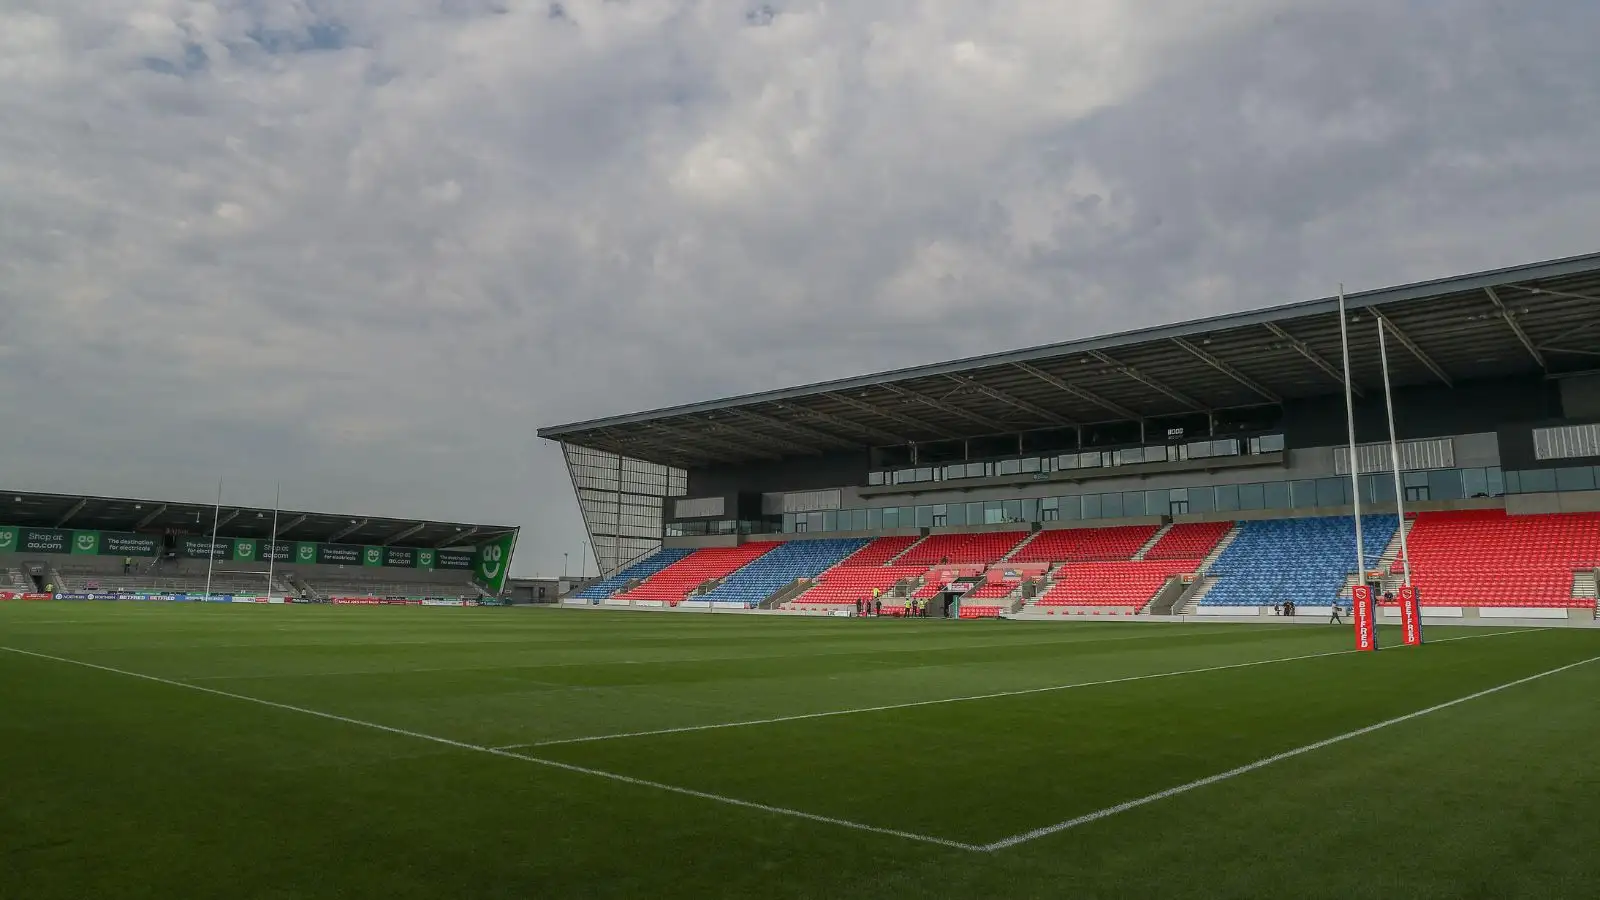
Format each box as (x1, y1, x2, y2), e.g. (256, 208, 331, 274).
(0, 645, 978, 852)
(979, 648, 1600, 852)
(496, 628, 1539, 750)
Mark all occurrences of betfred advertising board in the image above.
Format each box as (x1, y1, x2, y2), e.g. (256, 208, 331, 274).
(1398, 585, 1424, 646)
(1351, 584, 1378, 652)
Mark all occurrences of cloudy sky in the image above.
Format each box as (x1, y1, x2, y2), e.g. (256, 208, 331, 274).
(3, 1, 1598, 577)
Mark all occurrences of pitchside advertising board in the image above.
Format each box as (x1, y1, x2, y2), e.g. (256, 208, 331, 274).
(1351, 584, 1378, 652)
(0, 525, 520, 594)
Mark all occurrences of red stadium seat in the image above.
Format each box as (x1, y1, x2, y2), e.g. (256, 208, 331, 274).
(1399, 510, 1600, 608)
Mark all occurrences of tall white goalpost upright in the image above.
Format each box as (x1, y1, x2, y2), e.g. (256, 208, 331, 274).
(1378, 321, 1412, 586)
(1337, 286, 1366, 581)
(204, 476, 223, 600)
(266, 481, 280, 601)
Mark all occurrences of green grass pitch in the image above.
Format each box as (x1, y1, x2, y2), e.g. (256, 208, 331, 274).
(3, 602, 1597, 899)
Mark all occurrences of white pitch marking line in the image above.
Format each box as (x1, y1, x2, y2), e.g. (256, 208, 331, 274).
(0, 646, 978, 852)
(493, 628, 1541, 750)
(979, 649, 1600, 852)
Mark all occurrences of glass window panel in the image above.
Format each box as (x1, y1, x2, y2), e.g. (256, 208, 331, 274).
(822, 511, 838, 532)
(984, 502, 1005, 525)
(1040, 497, 1058, 510)
(966, 502, 984, 525)
(867, 508, 883, 530)
(1460, 468, 1488, 499)
(1145, 489, 1169, 513)
(807, 512, 825, 532)
(1556, 466, 1597, 492)
(1082, 493, 1102, 520)
(783, 513, 796, 533)
(1187, 487, 1215, 513)
(1291, 480, 1318, 509)
(1258, 481, 1287, 510)
(1122, 491, 1145, 517)
(1521, 468, 1558, 493)
(1316, 477, 1347, 507)
(1022, 498, 1040, 522)
(916, 505, 934, 528)
(1238, 482, 1265, 511)
(1002, 500, 1023, 522)
(1102, 492, 1124, 519)
(1021, 457, 1041, 473)
(1059, 495, 1081, 520)
(947, 503, 967, 526)
(1486, 466, 1505, 497)
(881, 508, 898, 528)
(1214, 484, 1240, 512)
(1371, 474, 1397, 503)
(1427, 468, 1463, 500)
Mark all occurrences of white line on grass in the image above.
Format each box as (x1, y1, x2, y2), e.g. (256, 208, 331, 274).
(979, 649, 1600, 852)
(493, 628, 1539, 750)
(0, 646, 979, 852)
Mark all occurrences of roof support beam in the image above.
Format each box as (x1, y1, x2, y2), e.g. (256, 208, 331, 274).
(1170, 339, 1281, 404)
(942, 375, 1075, 426)
(1012, 362, 1141, 421)
(649, 423, 784, 460)
(55, 498, 88, 527)
(1264, 323, 1362, 398)
(1484, 287, 1546, 370)
(326, 518, 367, 544)
(777, 403, 908, 445)
(134, 504, 168, 528)
(438, 527, 478, 548)
(384, 523, 427, 546)
(727, 409, 855, 450)
(1507, 285, 1600, 304)
(827, 392, 948, 437)
(1374, 314, 1453, 387)
(880, 384, 1011, 432)
(694, 417, 821, 456)
(1087, 351, 1207, 412)
(274, 514, 308, 537)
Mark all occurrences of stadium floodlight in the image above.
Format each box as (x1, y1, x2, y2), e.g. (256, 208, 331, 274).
(1336, 285, 1373, 651)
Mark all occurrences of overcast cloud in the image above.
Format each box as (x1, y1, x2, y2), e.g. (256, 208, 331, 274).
(3, 0, 1598, 576)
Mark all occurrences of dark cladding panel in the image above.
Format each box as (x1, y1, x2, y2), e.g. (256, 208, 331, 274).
(1283, 377, 1554, 448)
(686, 450, 870, 497)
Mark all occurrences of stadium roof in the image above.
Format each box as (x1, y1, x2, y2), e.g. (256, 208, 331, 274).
(0, 490, 517, 548)
(539, 251, 1600, 469)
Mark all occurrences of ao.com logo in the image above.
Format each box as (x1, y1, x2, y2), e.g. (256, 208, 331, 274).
(365, 547, 381, 564)
(0, 531, 13, 550)
(418, 550, 434, 566)
(479, 545, 505, 580)
(235, 541, 254, 560)
(297, 545, 315, 562)
(75, 534, 97, 552)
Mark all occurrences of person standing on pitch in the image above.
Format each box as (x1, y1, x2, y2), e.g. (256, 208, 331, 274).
(1330, 600, 1344, 625)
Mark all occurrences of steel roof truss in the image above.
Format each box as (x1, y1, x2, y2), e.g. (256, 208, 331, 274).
(943, 374, 1075, 426)
(1484, 287, 1547, 370)
(1169, 338, 1282, 404)
(1264, 322, 1363, 397)
(1375, 314, 1453, 387)
(1011, 362, 1141, 420)
(1087, 350, 1207, 411)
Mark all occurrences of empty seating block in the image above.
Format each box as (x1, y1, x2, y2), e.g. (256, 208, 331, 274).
(958, 605, 1004, 619)
(619, 543, 782, 602)
(791, 565, 927, 604)
(698, 539, 868, 606)
(573, 549, 694, 599)
(1203, 515, 1397, 607)
(896, 531, 1028, 566)
(839, 536, 920, 567)
(1009, 525, 1161, 564)
(1144, 522, 1232, 560)
(1036, 561, 1194, 608)
(964, 581, 1017, 600)
(1401, 510, 1600, 607)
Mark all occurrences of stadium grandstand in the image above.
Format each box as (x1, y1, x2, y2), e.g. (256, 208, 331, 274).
(540, 252, 1600, 625)
(0, 491, 519, 605)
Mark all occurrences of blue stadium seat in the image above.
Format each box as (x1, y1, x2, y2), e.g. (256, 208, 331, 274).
(1202, 515, 1397, 607)
(573, 549, 695, 599)
(699, 539, 870, 606)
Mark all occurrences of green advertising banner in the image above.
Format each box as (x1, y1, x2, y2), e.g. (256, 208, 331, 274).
(103, 532, 159, 557)
(471, 531, 518, 595)
(414, 548, 436, 571)
(231, 538, 258, 563)
(436, 551, 473, 571)
(383, 547, 417, 568)
(22, 529, 70, 554)
(180, 536, 230, 560)
(294, 542, 318, 565)
(361, 546, 384, 568)
(317, 544, 362, 566)
(260, 540, 293, 563)
(71, 531, 101, 555)
(0, 525, 16, 553)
